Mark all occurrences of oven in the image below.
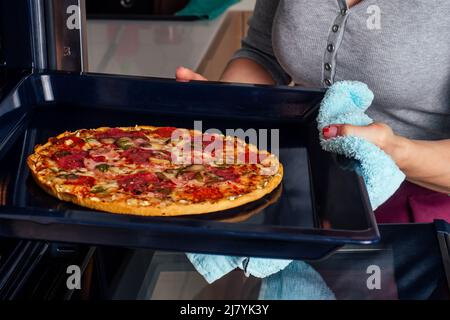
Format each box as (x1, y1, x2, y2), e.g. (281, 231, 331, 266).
(0, 0, 448, 300)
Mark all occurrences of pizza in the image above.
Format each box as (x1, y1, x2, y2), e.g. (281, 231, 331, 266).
(27, 126, 283, 216)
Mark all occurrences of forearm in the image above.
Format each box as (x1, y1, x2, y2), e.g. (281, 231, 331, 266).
(220, 58, 275, 85)
(389, 137, 450, 193)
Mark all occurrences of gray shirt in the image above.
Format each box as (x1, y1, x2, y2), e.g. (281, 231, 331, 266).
(233, 0, 450, 140)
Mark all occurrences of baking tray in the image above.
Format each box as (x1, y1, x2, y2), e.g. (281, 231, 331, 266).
(0, 72, 379, 260)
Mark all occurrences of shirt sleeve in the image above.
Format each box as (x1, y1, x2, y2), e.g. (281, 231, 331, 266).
(231, 0, 291, 85)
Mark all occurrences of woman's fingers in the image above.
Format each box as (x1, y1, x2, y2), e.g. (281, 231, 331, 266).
(323, 124, 362, 139)
(176, 66, 208, 82)
(322, 122, 394, 150)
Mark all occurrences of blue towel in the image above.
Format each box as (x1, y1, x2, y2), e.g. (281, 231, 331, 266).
(259, 261, 335, 300)
(317, 81, 405, 210)
(186, 253, 291, 284)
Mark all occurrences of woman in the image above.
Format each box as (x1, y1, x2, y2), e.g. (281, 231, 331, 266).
(176, 0, 450, 222)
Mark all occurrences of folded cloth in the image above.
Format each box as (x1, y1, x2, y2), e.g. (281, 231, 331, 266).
(176, 0, 240, 20)
(258, 261, 336, 300)
(186, 253, 291, 284)
(317, 81, 405, 210)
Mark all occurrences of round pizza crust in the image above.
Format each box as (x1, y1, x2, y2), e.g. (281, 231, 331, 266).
(27, 126, 284, 217)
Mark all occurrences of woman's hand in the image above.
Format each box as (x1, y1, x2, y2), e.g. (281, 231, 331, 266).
(175, 59, 276, 85)
(322, 122, 450, 193)
(322, 122, 407, 167)
(175, 66, 208, 82)
(323, 122, 394, 150)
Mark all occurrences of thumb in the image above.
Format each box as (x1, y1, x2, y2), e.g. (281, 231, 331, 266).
(176, 66, 207, 82)
(323, 123, 374, 140)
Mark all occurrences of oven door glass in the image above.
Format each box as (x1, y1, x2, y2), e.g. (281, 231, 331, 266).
(87, 224, 449, 300)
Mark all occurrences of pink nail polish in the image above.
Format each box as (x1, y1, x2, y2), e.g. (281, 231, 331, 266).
(323, 126, 338, 138)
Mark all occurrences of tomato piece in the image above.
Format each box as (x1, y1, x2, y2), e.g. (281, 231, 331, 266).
(154, 127, 177, 138)
(66, 175, 96, 187)
(91, 155, 106, 162)
(182, 185, 223, 202)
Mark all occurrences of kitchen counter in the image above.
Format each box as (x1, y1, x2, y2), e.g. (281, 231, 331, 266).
(87, 0, 256, 78)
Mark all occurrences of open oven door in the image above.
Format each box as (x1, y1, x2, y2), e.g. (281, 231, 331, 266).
(0, 0, 380, 261)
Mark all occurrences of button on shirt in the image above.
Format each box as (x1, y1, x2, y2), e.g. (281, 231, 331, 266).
(233, 0, 450, 140)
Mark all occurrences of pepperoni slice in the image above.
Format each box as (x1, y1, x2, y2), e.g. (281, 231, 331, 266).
(210, 166, 240, 182)
(66, 175, 96, 187)
(122, 148, 171, 164)
(117, 172, 158, 194)
(154, 127, 177, 138)
(122, 148, 153, 164)
(55, 151, 87, 170)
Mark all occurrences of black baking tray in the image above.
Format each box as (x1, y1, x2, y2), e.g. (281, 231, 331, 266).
(0, 72, 379, 260)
